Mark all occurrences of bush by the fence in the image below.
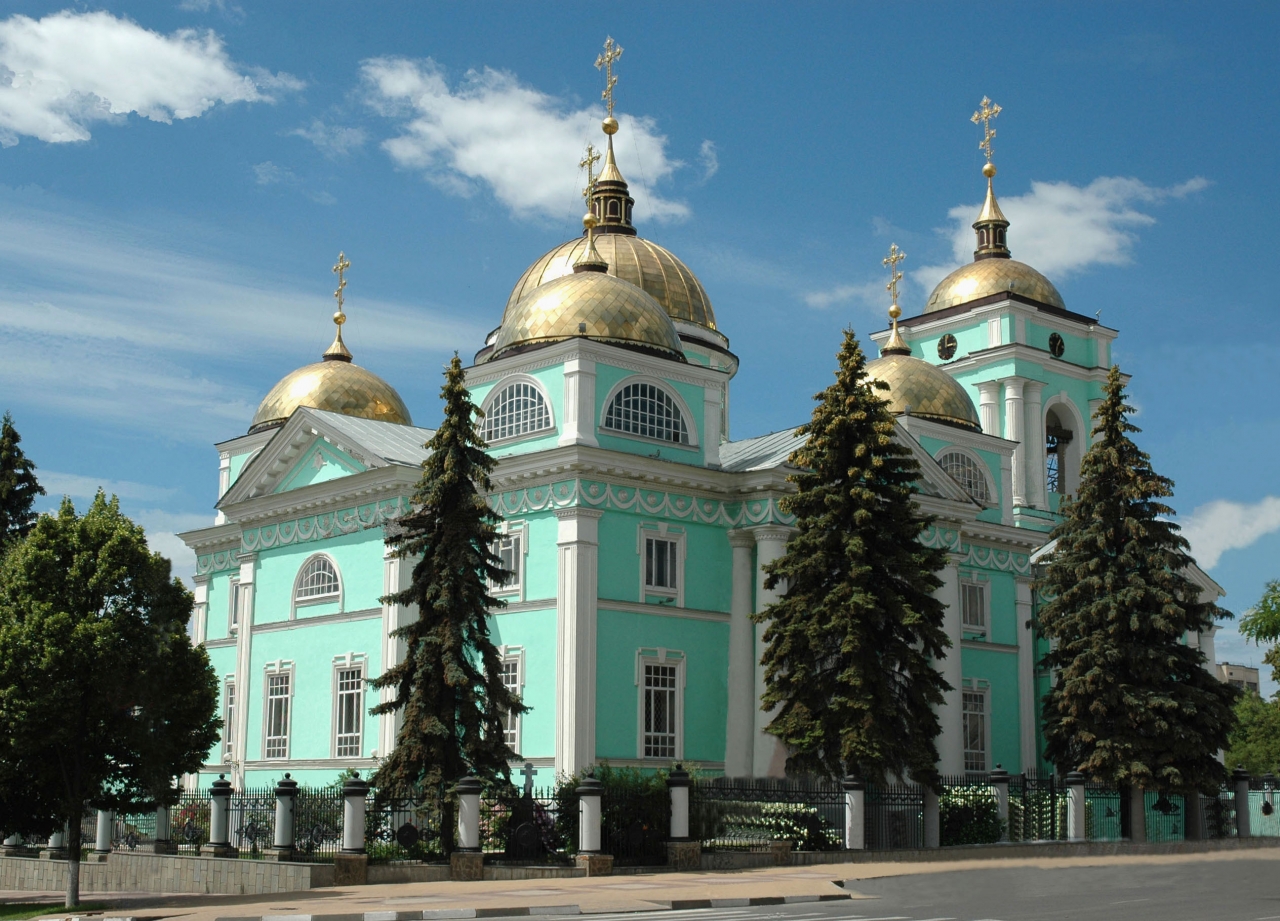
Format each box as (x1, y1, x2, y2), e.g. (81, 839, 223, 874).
(939, 792, 1003, 846)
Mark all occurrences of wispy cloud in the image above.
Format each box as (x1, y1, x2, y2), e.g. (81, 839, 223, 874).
(0, 11, 297, 146)
(803, 281, 884, 311)
(360, 57, 688, 223)
(1180, 496, 1280, 570)
(290, 118, 367, 158)
(698, 140, 719, 183)
(252, 160, 336, 204)
(40, 470, 179, 503)
(912, 176, 1210, 295)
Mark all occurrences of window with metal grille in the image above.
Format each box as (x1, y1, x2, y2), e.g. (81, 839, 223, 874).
(938, 451, 992, 504)
(223, 679, 236, 761)
(645, 537, 678, 592)
(961, 582, 986, 630)
(643, 663, 678, 758)
(334, 666, 363, 758)
(500, 659, 521, 751)
(603, 382, 689, 444)
(489, 534, 521, 593)
(296, 556, 339, 601)
(482, 382, 552, 442)
(264, 673, 291, 759)
(962, 691, 987, 773)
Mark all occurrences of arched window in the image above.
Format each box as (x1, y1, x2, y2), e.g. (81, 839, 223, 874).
(938, 451, 992, 505)
(604, 382, 690, 444)
(482, 380, 552, 442)
(1046, 406, 1075, 496)
(295, 555, 340, 601)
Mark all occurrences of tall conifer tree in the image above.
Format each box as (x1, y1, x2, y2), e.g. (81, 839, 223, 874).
(1038, 366, 1237, 794)
(371, 355, 525, 806)
(756, 329, 950, 785)
(0, 412, 45, 550)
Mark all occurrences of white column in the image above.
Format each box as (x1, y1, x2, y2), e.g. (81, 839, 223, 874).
(976, 381, 1001, 436)
(192, 577, 209, 646)
(1003, 378, 1026, 507)
(233, 557, 256, 785)
(703, 384, 722, 468)
(999, 454, 1014, 527)
(559, 358, 599, 447)
(725, 530, 756, 777)
(379, 546, 415, 757)
(935, 561, 964, 776)
(1016, 578, 1037, 772)
(1024, 382, 1047, 509)
(94, 810, 112, 854)
(216, 453, 231, 525)
(752, 527, 791, 778)
(555, 508, 602, 774)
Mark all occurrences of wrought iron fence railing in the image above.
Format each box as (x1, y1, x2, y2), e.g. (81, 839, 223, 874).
(691, 776, 844, 852)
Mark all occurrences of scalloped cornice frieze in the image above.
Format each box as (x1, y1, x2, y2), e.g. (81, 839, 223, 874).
(922, 524, 1031, 575)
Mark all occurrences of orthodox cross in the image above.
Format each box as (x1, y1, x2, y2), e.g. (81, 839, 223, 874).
(580, 143, 601, 203)
(883, 243, 906, 306)
(520, 761, 538, 796)
(596, 36, 623, 118)
(332, 251, 351, 316)
(971, 96, 1001, 164)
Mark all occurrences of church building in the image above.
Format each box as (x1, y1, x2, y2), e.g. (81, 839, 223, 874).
(180, 84, 1222, 789)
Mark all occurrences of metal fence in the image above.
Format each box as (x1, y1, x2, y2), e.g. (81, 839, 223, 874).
(866, 782, 924, 850)
(600, 783, 670, 866)
(691, 777, 845, 852)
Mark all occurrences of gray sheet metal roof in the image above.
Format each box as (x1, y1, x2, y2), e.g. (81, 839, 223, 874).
(719, 427, 806, 472)
(303, 408, 434, 467)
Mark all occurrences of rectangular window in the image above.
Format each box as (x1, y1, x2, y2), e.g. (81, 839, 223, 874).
(264, 672, 291, 759)
(645, 537, 678, 592)
(490, 534, 522, 593)
(334, 666, 364, 758)
(963, 690, 987, 773)
(500, 658, 521, 752)
(223, 679, 236, 761)
(228, 578, 241, 633)
(643, 662, 679, 758)
(961, 582, 986, 631)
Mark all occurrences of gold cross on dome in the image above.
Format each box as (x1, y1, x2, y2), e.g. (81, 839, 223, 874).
(971, 96, 1001, 164)
(332, 251, 350, 316)
(883, 243, 906, 307)
(580, 143, 601, 202)
(596, 36, 623, 118)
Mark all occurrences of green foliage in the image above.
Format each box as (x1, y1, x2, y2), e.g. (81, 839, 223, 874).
(0, 492, 220, 905)
(756, 329, 949, 787)
(1225, 691, 1280, 775)
(0, 412, 45, 552)
(691, 799, 841, 851)
(371, 356, 526, 809)
(939, 790, 1003, 846)
(1037, 367, 1238, 795)
(554, 764, 671, 855)
(1240, 580, 1280, 684)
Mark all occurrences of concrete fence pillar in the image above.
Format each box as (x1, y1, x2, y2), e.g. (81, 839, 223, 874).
(268, 773, 299, 861)
(843, 777, 865, 851)
(1128, 787, 1147, 843)
(1235, 768, 1252, 838)
(150, 802, 177, 855)
(577, 775, 603, 854)
(1066, 771, 1086, 842)
(923, 788, 940, 848)
(342, 773, 370, 853)
(94, 809, 112, 855)
(990, 766, 1010, 842)
(201, 774, 237, 857)
(667, 765, 690, 839)
(1184, 791, 1204, 841)
(455, 776, 482, 852)
(1, 832, 23, 856)
(40, 823, 68, 860)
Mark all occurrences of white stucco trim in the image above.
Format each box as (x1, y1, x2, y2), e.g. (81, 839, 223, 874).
(598, 374, 701, 449)
(478, 373, 557, 445)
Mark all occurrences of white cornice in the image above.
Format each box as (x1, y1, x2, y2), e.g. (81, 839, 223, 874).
(180, 522, 243, 552)
(464, 336, 730, 390)
(871, 298, 1119, 343)
(497, 596, 730, 623)
(943, 344, 1122, 384)
(221, 464, 418, 528)
(898, 415, 1016, 457)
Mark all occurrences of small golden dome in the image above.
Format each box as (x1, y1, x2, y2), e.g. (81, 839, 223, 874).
(492, 271, 684, 361)
(925, 258, 1065, 314)
(250, 360, 412, 433)
(507, 234, 716, 330)
(866, 352, 981, 431)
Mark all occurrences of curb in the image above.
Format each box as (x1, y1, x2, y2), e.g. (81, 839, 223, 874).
(213, 893, 853, 921)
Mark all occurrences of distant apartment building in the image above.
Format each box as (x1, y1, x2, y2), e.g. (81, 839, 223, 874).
(1219, 663, 1261, 694)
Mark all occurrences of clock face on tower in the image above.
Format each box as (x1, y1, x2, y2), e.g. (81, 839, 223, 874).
(937, 334, 958, 361)
(1049, 332, 1065, 358)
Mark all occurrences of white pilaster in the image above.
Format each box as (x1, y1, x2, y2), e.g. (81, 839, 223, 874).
(233, 556, 256, 786)
(987, 317, 1002, 348)
(1024, 381, 1047, 509)
(977, 381, 1001, 436)
(192, 577, 209, 646)
(935, 561, 964, 776)
(1003, 378, 1026, 507)
(378, 546, 416, 758)
(1016, 578, 1037, 772)
(559, 358, 598, 447)
(703, 385, 722, 468)
(216, 453, 231, 525)
(1200, 624, 1219, 675)
(725, 529, 756, 777)
(555, 507, 602, 774)
(751, 526, 791, 778)
(999, 454, 1014, 527)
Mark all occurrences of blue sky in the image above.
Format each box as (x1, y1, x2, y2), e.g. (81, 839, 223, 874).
(2, 2, 1278, 690)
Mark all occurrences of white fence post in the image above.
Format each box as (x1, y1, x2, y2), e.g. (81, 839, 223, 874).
(94, 809, 112, 855)
(200, 774, 238, 857)
(843, 777, 865, 851)
(269, 773, 299, 860)
(342, 773, 370, 853)
(1234, 768, 1252, 839)
(667, 765, 690, 840)
(923, 788, 940, 849)
(455, 776, 482, 852)
(990, 766, 1010, 842)
(577, 775, 603, 854)
(1066, 771, 1086, 842)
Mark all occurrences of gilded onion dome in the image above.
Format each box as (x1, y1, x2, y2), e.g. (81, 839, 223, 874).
(865, 352, 982, 431)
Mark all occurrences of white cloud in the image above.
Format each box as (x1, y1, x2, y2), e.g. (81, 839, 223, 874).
(290, 118, 367, 157)
(360, 57, 688, 223)
(1179, 496, 1280, 570)
(698, 139, 719, 182)
(803, 281, 883, 311)
(912, 176, 1209, 295)
(253, 160, 290, 184)
(0, 10, 297, 146)
(177, 0, 244, 16)
(40, 470, 178, 503)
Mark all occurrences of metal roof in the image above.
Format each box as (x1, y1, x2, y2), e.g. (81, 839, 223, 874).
(302, 408, 434, 468)
(719, 427, 806, 472)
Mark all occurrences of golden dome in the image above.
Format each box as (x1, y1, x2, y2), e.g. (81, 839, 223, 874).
(866, 352, 981, 431)
(250, 359, 412, 433)
(493, 270, 684, 361)
(924, 257, 1065, 314)
(506, 234, 716, 330)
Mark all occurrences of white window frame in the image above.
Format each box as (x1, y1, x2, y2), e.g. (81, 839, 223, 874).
(637, 523, 686, 607)
(634, 648, 685, 761)
(488, 521, 529, 600)
(228, 576, 241, 635)
(599, 375, 700, 448)
(292, 553, 343, 618)
(497, 645, 525, 756)
(961, 681, 991, 775)
(479, 375, 556, 445)
(331, 653, 367, 759)
(960, 575, 989, 636)
(935, 446, 996, 507)
(262, 661, 295, 761)
(222, 677, 236, 762)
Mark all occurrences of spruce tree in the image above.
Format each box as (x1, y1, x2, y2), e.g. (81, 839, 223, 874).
(1038, 366, 1237, 795)
(756, 329, 951, 786)
(371, 355, 525, 809)
(0, 412, 45, 550)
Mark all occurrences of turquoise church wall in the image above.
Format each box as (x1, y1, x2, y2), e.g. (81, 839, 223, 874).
(490, 608, 557, 760)
(275, 442, 366, 493)
(962, 645, 1023, 773)
(252, 530, 386, 625)
(470, 365, 566, 458)
(593, 362, 704, 465)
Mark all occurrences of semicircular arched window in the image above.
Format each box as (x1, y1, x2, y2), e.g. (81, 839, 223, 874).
(938, 451, 992, 505)
(482, 381, 553, 442)
(295, 555, 340, 602)
(603, 382, 690, 444)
